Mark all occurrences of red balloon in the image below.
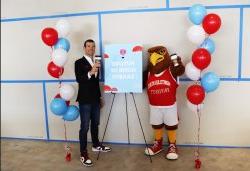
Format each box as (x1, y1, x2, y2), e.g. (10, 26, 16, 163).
(41, 27, 58, 46)
(54, 94, 70, 106)
(186, 85, 205, 105)
(192, 48, 211, 70)
(202, 14, 221, 34)
(47, 61, 64, 78)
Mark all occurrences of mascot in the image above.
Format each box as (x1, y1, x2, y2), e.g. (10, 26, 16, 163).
(144, 46, 185, 160)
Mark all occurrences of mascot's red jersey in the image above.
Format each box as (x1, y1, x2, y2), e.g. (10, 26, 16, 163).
(147, 69, 178, 106)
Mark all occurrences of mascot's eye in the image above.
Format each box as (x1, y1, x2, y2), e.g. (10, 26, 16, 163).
(159, 50, 165, 55)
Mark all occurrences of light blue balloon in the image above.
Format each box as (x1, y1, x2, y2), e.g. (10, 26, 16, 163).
(201, 72, 220, 93)
(200, 38, 215, 54)
(54, 38, 70, 52)
(50, 98, 68, 116)
(63, 105, 80, 121)
(188, 4, 207, 25)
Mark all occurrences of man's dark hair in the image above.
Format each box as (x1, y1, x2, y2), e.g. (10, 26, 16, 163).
(84, 39, 95, 47)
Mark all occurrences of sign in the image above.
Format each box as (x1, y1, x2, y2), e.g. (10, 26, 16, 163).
(104, 43, 143, 93)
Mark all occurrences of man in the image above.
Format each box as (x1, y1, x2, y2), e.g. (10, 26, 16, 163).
(75, 39, 111, 167)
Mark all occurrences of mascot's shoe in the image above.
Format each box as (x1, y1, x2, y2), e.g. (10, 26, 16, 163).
(166, 143, 178, 160)
(145, 139, 163, 156)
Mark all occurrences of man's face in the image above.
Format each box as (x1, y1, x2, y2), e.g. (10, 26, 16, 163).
(84, 42, 95, 57)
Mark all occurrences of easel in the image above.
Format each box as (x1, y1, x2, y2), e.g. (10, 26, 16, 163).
(97, 92, 152, 163)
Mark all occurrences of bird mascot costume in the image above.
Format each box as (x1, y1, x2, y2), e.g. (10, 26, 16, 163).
(144, 46, 185, 160)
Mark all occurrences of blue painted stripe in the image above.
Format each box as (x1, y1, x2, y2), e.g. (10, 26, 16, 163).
(98, 14, 103, 58)
(1, 77, 250, 83)
(0, 8, 165, 22)
(0, 79, 76, 83)
(42, 82, 50, 140)
(220, 77, 238, 81)
(213, 77, 250, 81)
(177, 144, 250, 149)
(1, 11, 98, 22)
(238, 78, 250, 81)
(44, 79, 76, 83)
(1, 80, 44, 83)
(1, 137, 47, 141)
(1, 137, 250, 148)
(177, 4, 250, 10)
(179, 78, 194, 81)
(205, 4, 250, 9)
(238, 8, 244, 79)
(180, 77, 250, 82)
(1, 4, 250, 23)
(166, 0, 169, 9)
(98, 14, 104, 82)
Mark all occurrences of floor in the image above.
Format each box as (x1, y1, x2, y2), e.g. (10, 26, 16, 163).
(1, 139, 250, 171)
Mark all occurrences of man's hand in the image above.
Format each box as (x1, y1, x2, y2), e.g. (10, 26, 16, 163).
(90, 62, 101, 76)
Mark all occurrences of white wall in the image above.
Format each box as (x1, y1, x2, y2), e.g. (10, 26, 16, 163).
(1, 0, 250, 147)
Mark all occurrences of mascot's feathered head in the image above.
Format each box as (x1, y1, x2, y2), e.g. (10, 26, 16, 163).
(148, 46, 171, 74)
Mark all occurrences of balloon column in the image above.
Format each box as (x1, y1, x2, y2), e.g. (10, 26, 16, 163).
(41, 19, 80, 161)
(186, 4, 221, 169)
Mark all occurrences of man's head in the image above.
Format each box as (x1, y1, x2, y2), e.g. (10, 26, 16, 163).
(84, 39, 95, 57)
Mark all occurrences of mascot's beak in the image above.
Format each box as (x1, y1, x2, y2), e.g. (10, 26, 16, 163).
(150, 52, 164, 66)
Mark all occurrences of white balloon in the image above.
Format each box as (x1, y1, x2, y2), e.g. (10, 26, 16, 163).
(52, 48, 68, 67)
(56, 19, 70, 37)
(186, 100, 204, 112)
(187, 25, 206, 45)
(60, 84, 75, 101)
(185, 62, 201, 81)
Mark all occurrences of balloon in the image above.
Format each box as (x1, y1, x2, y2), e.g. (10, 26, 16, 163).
(50, 98, 68, 116)
(192, 48, 211, 70)
(63, 105, 80, 121)
(187, 25, 206, 45)
(56, 19, 70, 37)
(54, 94, 70, 106)
(186, 84, 205, 105)
(201, 72, 220, 93)
(51, 48, 68, 67)
(186, 100, 204, 112)
(200, 38, 215, 54)
(54, 38, 70, 52)
(185, 62, 201, 81)
(188, 4, 207, 25)
(47, 61, 64, 78)
(60, 84, 75, 101)
(41, 27, 58, 46)
(202, 13, 221, 34)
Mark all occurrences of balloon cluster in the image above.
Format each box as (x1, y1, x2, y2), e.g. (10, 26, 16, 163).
(41, 19, 79, 121)
(186, 4, 222, 169)
(50, 85, 79, 121)
(186, 4, 221, 109)
(41, 19, 70, 78)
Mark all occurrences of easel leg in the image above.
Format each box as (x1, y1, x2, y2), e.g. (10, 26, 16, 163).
(131, 93, 152, 163)
(125, 93, 130, 144)
(97, 93, 116, 160)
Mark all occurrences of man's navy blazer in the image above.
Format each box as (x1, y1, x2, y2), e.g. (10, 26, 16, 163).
(75, 56, 101, 104)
